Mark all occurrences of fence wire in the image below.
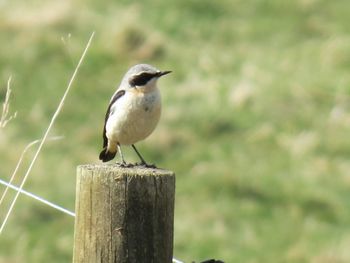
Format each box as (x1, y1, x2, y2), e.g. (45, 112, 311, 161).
(0, 179, 184, 263)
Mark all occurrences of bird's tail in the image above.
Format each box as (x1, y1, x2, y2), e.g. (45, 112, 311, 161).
(99, 147, 117, 162)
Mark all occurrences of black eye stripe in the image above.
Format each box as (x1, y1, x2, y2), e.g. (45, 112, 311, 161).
(129, 72, 157, 86)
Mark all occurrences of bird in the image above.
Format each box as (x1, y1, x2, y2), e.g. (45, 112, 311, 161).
(99, 64, 171, 167)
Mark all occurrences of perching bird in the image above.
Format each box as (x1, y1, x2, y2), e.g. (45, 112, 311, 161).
(99, 64, 171, 166)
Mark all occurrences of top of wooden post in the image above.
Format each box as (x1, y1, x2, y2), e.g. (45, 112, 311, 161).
(77, 163, 174, 177)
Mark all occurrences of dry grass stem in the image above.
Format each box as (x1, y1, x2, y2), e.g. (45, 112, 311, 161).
(0, 32, 95, 234)
(0, 136, 63, 207)
(0, 76, 17, 128)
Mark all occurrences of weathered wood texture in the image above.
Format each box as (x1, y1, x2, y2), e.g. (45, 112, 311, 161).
(73, 164, 175, 263)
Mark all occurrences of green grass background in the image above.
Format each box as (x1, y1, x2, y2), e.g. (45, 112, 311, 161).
(1, 0, 350, 262)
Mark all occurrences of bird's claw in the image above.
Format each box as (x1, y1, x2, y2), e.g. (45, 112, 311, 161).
(116, 162, 157, 168)
(139, 162, 157, 168)
(117, 162, 134, 168)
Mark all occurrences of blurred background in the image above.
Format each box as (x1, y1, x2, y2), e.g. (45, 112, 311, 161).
(1, 0, 350, 262)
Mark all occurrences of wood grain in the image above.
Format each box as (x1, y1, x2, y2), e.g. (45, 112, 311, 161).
(73, 164, 175, 263)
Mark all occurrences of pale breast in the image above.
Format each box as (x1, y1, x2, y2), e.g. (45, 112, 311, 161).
(106, 89, 161, 145)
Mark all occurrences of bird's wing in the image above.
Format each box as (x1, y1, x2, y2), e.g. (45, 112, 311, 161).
(102, 89, 126, 148)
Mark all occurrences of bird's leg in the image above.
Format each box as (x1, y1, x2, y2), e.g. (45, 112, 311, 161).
(117, 143, 127, 166)
(132, 144, 156, 168)
(131, 144, 146, 164)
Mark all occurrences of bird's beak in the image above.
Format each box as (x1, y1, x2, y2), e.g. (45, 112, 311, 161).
(157, 70, 172, 77)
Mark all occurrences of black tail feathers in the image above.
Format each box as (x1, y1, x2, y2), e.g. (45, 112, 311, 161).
(99, 147, 117, 162)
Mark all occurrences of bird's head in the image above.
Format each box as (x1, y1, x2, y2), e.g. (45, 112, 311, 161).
(121, 64, 171, 92)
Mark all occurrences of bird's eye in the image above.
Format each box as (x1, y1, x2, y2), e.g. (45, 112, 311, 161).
(129, 72, 156, 87)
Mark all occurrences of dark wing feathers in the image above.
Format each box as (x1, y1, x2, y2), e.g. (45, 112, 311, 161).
(102, 90, 126, 148)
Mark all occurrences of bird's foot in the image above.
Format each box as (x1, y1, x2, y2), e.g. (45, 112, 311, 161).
(138, 162, 157, 168)
(117, 162, 135, 168)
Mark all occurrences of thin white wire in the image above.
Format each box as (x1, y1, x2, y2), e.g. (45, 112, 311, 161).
(0, 140, 39, 206)
(0, 178, 183, 263)
(0, 32, 95, 234)
(0, 178, 75, 217)
(0, 136, 63, 207)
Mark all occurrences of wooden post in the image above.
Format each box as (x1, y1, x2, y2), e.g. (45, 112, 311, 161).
(73, 164, 175, 263)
